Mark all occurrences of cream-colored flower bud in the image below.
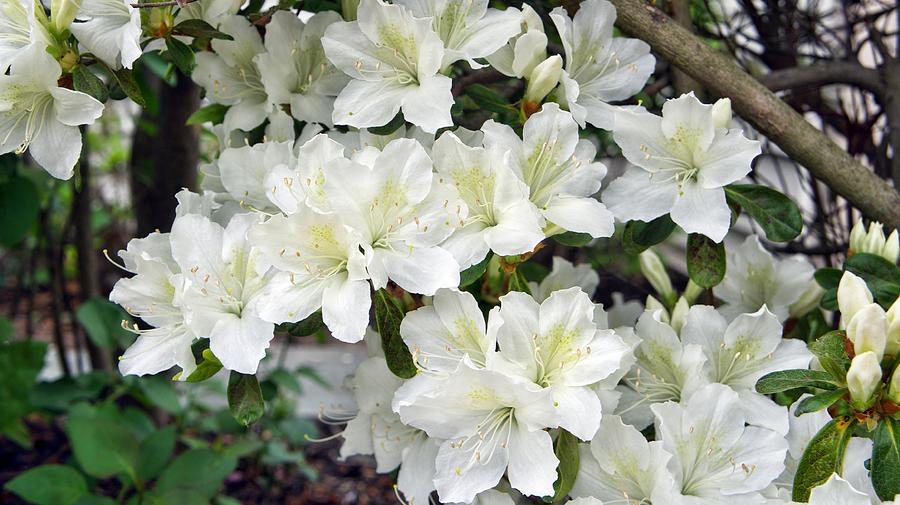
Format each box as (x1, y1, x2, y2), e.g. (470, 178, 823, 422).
(863, 222, 886, 256)
(639, 250, 675, 305)
(847, 351, 882, 411)
(711, 98, 732, 129)
(645, 296, 669, 323)
(849, 219, 866, 253)
(837, 271, 873, 325)
(524, 55, 562, 104)
(884, 230, 899, 263)
(889, 366, 900, 404)
(886, 297, 900, 357)
(341, 0, 360, 20)
(683, 279, 704, 304)
(51, 0, 82, 35)
(789, 282, 825, 319)
(846, 303, 887, 361)
(670, 297, 689, 334)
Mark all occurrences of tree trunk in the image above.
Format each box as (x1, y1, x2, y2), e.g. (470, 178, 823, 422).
(129, 70, 201, 236)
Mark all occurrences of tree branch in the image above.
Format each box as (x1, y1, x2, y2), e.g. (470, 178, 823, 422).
(758, 62, 885, 97)
(609, 0, 900, 229)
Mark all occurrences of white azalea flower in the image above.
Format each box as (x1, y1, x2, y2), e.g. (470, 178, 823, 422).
(482, 103, 615, 238)
(248, 210, 370, 343)
(807, 474, 872, 505)
(322, 0, 453, 133)
(615, 309, 708, 429)
(171, 212, 274, 374)
(256, 11, 348, 126)
(529, 256, 600, 302)
(433, 130, 544, 269)
(603, 92, 762, 242)
(393, 359, 560, 503)
(571, 414, 678, 504)
(0, 44, 104, 179)
(489, 287, 631, 440)
(484, 4, 546, 79)
(0, 0, 51, 71)
(451, 489, 517, 505)
(400, 288, 494, 372)
(217, 140, 295, 213)
(193, 15, 272, 133)
(110, 232, 196, 378)
(397, 0, 521, 70)
(549, 0, 654, 129)
(340, 357, 440, 505)
(323, 138, 463, 295)
(680, 305, 812, 391)
(653, 383, 789, 504)
(329, 122, 437, 156)
(265, 133, 346, 215)
(175, 0, 243, 28)
(715, 235, 816, 322)
(70, 0, 142, 69)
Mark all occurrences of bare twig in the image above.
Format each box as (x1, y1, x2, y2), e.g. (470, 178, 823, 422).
(759, 62, 885, 97)
(130, 0, 197, 8)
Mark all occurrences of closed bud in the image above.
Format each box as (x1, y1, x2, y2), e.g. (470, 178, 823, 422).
(884, 230, 899, 263)
(847, 351, 882, 411)
(846, 303, 887, 361)
(863, 222, 886, 256)
(889, 366, 900, 404)
(849, 219, 866, 253)
(51, 0, 82, 35)
(886, 297, 900, 357)
(711, 98, 732, 129)
(837, 271, 873, 326)
(524, 55, 562, 104)
(670, 297, 689, 334)
(639, 250, 675, 306)
(789, 282, 824, 319)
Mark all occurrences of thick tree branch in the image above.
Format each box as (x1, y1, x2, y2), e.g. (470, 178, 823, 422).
(759, 62, 885, 97)
(609, 0, 900, 229)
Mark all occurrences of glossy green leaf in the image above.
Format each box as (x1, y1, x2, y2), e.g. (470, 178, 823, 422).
(548, 429, 580, 503)
(375, 289, 416, 379)
(686, 233, 726, 288)
(465, 84, 511, 115)
(756, 369, 839, 394)
(156, 449, 237, 499)
(72, 65, 108, 103)
(814, 268, 843, 290)
(66, 404, 140, 479)
(843, 253, 900, 308)
(0, 341, 47, 437)
(508, 269, 533, 295)
(366, 112, 405, 135)
(459, 253, 492, 288)
(793, 388, 847, 416)
(5, 465, 88, 505)
(553, 231, 593, 247)
(165, 37, 195, 75)
(278, 311, 324, 337)
(186, 103, 229, 126)
(185, 349, 223, 382)
(809, 331, 850, 381)
(792, 416, 855, 502)
(622, 215, 677, 254)
(75, 297, 133, 348)
(108, 66, 145, 107)
(0, 176, 40, 247)
(139, 375, 182, 414)
(173, 19, 234, 40)
(227, 372, 265, 426)
(872, 418, 900, 501)
(136, 425, 177, 481)
(725, 184, 803, 242)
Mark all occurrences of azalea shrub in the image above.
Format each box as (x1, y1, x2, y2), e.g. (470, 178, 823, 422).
(2, 0, 900, 504)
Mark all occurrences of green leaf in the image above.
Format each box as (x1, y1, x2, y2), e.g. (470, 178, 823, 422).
(156, 449, 237, 499)
(756, 369, 839, 394)
(820, 288, 838, 311)
(809, 331, 850, 381)
(278, 311, 324, 337)
(227, 372, 265, 426)
(375, 289, 416, 379)
(792, 416, 856, 502)
(186, 348, 223, 382)
(553, 231, 592, 247)
(686, 233, 726, 288)
(71, 65, 109, 103)
(74, 496, 118, 505)
(844, 253, 900, 308)
(0, 316, 12, 343)
(172, 19, 234, 40)
(366, 112, 405, 135)
(0, 176, 40, 247)
(269, 368, 301, 394)
(136, 425, 177, 481)
(0, 340, 47, 433)
(459, 253, 492, 288)
(547, 429, 580, 503)
(139, 375, 182, 413)
(622, 215, 677, 254)
(75, 297, 133, 348)
(5, 465, 88, 505)
(186, 103, 229, 126)
(872, 418, 900, 501)
(725, 184, 803, 242)
(465, 84, 512, 115)
(108, 67, 145, 107)
(66, 404, 140, 479)
(814, 268, 843, 290)
(793, 388, 847, 416)
(508, 269, 533, 295)
(165, 37, 195, 75)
